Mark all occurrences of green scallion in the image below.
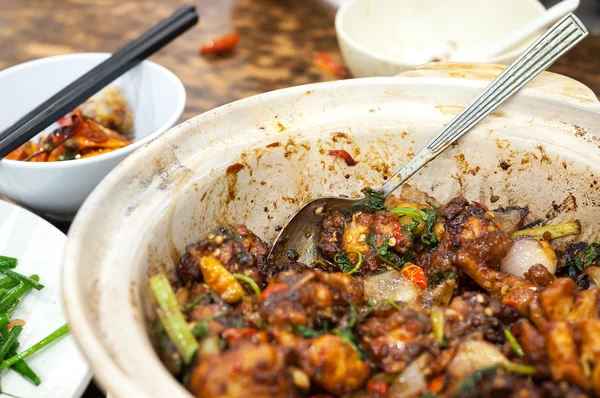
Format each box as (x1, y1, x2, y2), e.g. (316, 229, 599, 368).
(150, 274, 198, 364)
(0, 257, 17, 269)
(430, 309, 445, 345)
(0, 270, 43, 291)
(0, 277, 37, 312)
(0, 324, 69, 370)
(232, 274, 261, 298)
(504, 329, 524, 358)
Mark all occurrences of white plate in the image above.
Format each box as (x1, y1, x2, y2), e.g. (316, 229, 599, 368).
(0, 200, 91, 397)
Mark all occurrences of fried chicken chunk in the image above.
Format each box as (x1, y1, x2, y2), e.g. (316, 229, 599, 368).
(189, 343, 295, 398)
(357, 304, 434, 373)
(177, 225, 269, 289)
(299, 334, 369, 395)
(260, 269, 363, 328)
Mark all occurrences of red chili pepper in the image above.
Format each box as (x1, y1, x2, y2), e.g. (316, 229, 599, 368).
(328, 149, 357, 166)
(366, 379, 389, 394)
(57, 109, 81, 127)
(221, 328, 257, 346)
(428, 374, 445, 393)
(314, 52, 349, 78)
(392, 221, 405, 242)
(259, 283, 289, 302)
(471, 201, 489, 212)
(504, 299, 518, 308)
(402, 264, 427, 289)
(200, 33, 240, 55)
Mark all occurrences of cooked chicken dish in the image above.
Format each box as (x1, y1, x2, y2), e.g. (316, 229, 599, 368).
(151, 184, 599, 398)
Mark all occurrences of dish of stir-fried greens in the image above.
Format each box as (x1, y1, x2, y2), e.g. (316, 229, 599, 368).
(151, 184, 600, 398)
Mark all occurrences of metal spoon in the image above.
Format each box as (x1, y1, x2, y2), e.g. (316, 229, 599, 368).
(267, 14, 587, 266)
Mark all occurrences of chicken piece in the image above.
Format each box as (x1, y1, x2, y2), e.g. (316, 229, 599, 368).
(450, 369, 588, 398)
(418, 197, 510, 289)
(189, 343, 295, 398)
(512, 319, 551, 376)
(357, 305, 434, 373)
(441, 204, 536, 313)
(455, 251, 539, 314)
(529, 279, 600, 393)
(260, 270, 363, 328)
(524, 263, 556, 288)
(546, 321, 590, 389)
(319, 210, 413, 276)
(507, 277, 600, 394)
(176, 225, 268, 291)
(446, 292, 522, 344)
(79, 86, 134, 138)
(299, 334, 369, 394)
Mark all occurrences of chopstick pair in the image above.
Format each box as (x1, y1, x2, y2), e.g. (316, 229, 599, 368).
(0, 5, 199, 159)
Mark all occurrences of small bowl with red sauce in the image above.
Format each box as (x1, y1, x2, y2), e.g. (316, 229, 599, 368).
(0, 53, 185, 220)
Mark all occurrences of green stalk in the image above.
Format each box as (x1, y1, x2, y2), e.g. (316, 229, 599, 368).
(0, 278, 37, 312)
(4, 300, 20, 317)
(386, 300, 402, 312)
(0, 314, 9, 329)
(232, 274, 261, 298)
(9, 355, 40, 386)
(430, 309, 445, 345)
(0, 314, 38, 385)
(390, 207, 427, 219)
(0, 271, 43, 291)
(0, 257, 17, 269)
(504, 363, 536, 375)
(0, 277, 19, 290)
(0, 326, 22, 360)
(192, 310, 228, 338)
(0, 324, 69, 369)
(347, 250, 363, 274)
(511, 221, 581, 240)
(149, 274, 198, 364)
(504, 329, 524, 358)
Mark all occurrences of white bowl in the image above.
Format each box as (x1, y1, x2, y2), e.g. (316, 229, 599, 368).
(0, 53, 186, 220)
(62, 63, 600, 397)
(336, 0, 547, 77)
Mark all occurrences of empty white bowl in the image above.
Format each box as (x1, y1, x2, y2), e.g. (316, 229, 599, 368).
(0, 53, 186, 220)
(336, 0, 547, 77)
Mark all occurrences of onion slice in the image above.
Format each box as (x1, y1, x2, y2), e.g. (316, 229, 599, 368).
(585, 266, 600, 286)
(500, 238, 557, 277)
(362, 270, 419, 306)
(389, 354, 428, 398)
(448, 340, 510, 382)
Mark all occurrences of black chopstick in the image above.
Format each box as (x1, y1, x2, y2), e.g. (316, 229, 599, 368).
(0, 5, 199, 159)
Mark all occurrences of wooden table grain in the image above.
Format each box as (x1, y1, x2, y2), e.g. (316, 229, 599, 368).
(2, 0, 598, 123)
(1, 0, 599, 396)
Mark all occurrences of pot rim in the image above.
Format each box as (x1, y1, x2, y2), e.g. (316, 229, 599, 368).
(62, 67, 600, 397)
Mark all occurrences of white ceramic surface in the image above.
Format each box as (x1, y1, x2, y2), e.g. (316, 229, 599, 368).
(63, 63, 600, 397)
(336, 0, 547, 77)
(0, 200, 91, 397)
(0, 53, 186, 220)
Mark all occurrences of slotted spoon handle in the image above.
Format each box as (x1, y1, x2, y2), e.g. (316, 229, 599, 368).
(379, 13, 588, 197)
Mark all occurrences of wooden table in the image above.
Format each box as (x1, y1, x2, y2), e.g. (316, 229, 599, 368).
(1, 0, 599, 396)
(2, 0, 599, 122)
